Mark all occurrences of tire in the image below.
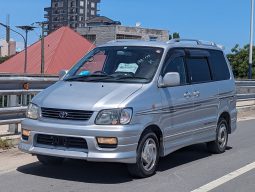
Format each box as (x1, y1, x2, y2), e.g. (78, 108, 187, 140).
(37, 155, 64, 165)
(207, 118, 229, 154)
(127, 132, 160, 178)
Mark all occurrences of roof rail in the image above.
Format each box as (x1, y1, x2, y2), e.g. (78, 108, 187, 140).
(167, 39, 203, 45)
(107, 39, 143, 44)
(167, 38, 224, 49)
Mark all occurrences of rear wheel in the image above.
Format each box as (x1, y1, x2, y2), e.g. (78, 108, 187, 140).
(207, 118, 229, 154)
(127, 132, 159, 178)
(37, 155, 64, 165)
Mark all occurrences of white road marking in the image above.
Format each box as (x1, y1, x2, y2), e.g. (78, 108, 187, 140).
(191, 161, 255, 192)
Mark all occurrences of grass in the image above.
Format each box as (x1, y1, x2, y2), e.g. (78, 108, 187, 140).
(0, 139, 12, 150)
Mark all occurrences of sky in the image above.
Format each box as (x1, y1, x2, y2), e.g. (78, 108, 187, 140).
(0, 0, 252, 53)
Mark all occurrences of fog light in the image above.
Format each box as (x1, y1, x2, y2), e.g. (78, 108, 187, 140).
(22, 129, 30, 140)
(97, 137, 118, 148)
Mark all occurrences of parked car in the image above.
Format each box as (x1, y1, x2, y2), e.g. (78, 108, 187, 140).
(19, 39, 237, 178)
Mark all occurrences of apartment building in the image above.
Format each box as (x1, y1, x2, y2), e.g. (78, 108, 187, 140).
(44, 0, 100, 33)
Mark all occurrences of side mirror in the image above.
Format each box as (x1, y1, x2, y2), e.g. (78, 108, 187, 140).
(159, 72, 181, 88)
(59, 70, 68, 80)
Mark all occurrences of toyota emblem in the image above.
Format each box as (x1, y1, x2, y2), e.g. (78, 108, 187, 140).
(59, 111, 68, 119)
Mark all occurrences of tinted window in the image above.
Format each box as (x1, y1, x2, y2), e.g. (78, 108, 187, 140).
(163, 57, 187, 85)
(209, 50, 230, 81)
(187, 58, 211, 83)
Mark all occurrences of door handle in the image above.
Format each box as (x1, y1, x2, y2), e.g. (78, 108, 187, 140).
(184, 92, 192, 98)
(193, 91, 200, 97)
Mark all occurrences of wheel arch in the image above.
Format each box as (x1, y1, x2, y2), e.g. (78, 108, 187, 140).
(219, 111, 231, 134)
(139, 124, 164, 156)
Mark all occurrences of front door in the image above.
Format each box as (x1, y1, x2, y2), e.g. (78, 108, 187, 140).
(159, 49, 195, 154)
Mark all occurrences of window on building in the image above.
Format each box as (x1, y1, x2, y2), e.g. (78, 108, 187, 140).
(53, 17, 59, 21)
(80, 0, 84, 7)
(70, 1, 75, 7)
(83, 34, 96, 43)
(80, 9, 84, 14)
(58, 2, 64, 7)
(91, 2, 95, 8)
(53, 2, 58, 7)
(116, 34, 142, 40)
(91, 10, 95, 15)
(149, 36, 158, 41)
(54, 10, 59, 14)
(70, 8, 76, 13)
(79, 16, 84, 21)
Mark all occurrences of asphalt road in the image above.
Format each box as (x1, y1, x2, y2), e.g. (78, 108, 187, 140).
(0, 119, 255, 192)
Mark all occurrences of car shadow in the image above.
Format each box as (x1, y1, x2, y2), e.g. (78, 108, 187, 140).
(17, 144, 232, 184)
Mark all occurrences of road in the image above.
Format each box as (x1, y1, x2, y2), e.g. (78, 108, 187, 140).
(0, 119, 255, 192)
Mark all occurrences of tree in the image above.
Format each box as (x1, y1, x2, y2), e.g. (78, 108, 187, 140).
(227, 44, 255, 79)
(169, 32, 180, 40)
(0, 56, 10, 64)
(173, 32, 180, 39)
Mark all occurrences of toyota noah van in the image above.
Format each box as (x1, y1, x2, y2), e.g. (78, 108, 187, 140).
(19, 39, 237, 178)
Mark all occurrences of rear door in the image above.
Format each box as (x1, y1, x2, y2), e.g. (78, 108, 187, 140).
(185, 49, 219, 142)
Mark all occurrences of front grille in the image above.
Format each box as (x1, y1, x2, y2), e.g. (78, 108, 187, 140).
(36, 134, 88, 149)
(41, 107, 93, 121)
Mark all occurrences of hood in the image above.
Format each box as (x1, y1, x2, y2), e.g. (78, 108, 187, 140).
(33, 81, 143, 111)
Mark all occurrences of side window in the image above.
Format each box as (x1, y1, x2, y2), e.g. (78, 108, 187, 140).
(209, 50, 230, 81)
(163, 57, 187, 85)
(186, 58, 211, 83)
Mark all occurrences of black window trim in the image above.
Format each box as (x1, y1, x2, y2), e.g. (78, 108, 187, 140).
(185, 48, 213, 85)
(161, 48, 190, 87)
(207, 49, 231, 81)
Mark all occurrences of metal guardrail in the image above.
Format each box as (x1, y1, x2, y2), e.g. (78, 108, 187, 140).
(0, 77, 254, 136)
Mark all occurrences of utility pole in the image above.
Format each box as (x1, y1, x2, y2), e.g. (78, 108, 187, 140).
(249, 0, 254, 79)
(32, 22, 47, 74)
(6, 15, 10, 56)
(16, 25, 36, 73)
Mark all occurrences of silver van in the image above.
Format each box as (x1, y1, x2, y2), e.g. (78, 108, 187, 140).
(19, 39, 237, 178)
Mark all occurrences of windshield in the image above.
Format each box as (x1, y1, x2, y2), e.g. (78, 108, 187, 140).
(64, 46, 164, 83)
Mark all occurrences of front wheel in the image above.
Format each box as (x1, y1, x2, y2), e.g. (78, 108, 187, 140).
(127, 132, 159, 178)
(207, 118, 229, 154)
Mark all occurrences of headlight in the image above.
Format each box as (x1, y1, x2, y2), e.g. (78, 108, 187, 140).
(26, 103, 41, 120)
(95, 108, 133, 125)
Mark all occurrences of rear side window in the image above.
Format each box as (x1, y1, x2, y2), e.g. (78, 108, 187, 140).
(208, 50, 230, 81)
(187, 58, 212, 83)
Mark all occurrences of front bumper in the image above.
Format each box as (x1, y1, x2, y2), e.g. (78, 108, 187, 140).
(19, 119, 141, 164)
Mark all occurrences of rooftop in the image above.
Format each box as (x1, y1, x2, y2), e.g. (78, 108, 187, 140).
(0, 27, 95, 75)
(101, 39, 224, 51)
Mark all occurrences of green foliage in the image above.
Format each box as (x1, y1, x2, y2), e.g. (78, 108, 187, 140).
(0, 56, 10, 64)
(0, 139, 12, 150)
(169, 32, 180, 40)
(173, 32, 180, 39)
(227, 44, 255, 79)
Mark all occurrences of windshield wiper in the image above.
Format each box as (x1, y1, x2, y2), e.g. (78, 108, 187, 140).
(65, 74, 114, 82)
(115, 76, 149, 81)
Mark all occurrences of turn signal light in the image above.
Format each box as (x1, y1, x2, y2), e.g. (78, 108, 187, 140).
(97, 137, 118, 148)
(22, 129, 30, 140)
